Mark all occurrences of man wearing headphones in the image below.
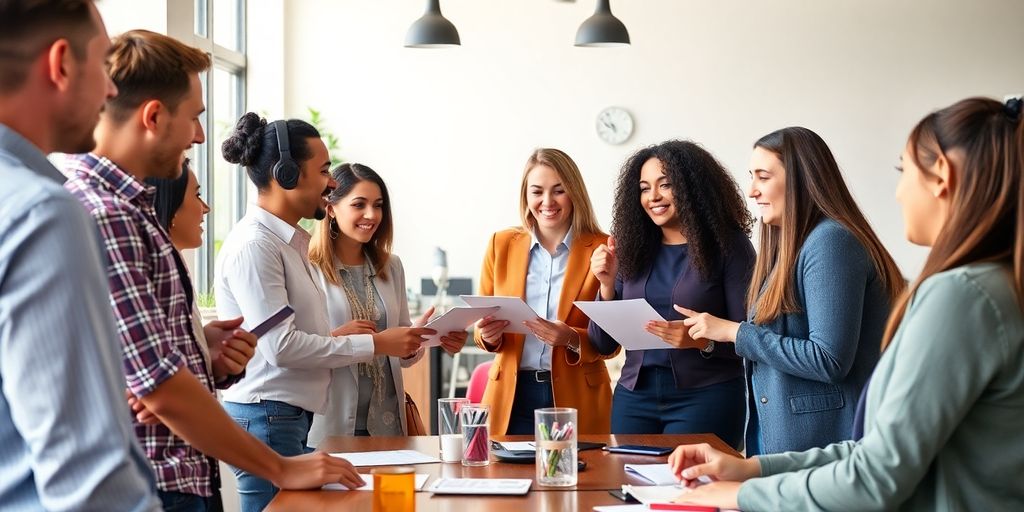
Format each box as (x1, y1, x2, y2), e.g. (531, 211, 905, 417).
(63, 32, 365, 511)
(214, 112, 433, 511)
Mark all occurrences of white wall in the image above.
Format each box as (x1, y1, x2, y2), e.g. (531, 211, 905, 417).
(263, 0, 1024, 290)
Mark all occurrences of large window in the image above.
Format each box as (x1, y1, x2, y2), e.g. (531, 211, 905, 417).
(188, 0, 247, 297)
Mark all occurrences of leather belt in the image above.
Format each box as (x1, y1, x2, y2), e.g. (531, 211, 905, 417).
(520, 369, 551, 382)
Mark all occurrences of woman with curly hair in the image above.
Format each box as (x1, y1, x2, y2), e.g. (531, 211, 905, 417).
(588, 140, 754, 445)
(680, 127, 904, 456)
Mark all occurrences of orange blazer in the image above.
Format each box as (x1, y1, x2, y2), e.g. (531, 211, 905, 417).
(475, 228, 620, 435)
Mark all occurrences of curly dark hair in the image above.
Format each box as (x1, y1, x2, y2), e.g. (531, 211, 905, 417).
(612, 140, 754, 281)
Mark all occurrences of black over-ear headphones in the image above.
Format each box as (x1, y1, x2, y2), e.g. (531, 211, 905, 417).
(271, 120, 300, 190)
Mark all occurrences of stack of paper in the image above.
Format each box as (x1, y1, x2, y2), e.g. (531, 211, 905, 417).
(323, 473, 430, 491)
(621, 484, 684, 504)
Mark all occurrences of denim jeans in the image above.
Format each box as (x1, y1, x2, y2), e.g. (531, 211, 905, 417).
(611, 367, 745, 449)
(505, 372, 555, 435)
(157, 490, 222, 512)
(223, 400, 314, 512)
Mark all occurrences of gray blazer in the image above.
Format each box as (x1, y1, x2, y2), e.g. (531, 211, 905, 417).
(737, 219, 888, 454)
(306, 255, 424, 447)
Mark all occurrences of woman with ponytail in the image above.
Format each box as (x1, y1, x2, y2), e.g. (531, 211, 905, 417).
(667, 97, 1024, 510)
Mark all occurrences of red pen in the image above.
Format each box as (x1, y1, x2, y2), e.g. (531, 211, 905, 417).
(648, 503, 719, 512)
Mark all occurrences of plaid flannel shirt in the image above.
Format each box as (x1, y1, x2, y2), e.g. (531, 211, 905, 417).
(64, 153, 217, 497)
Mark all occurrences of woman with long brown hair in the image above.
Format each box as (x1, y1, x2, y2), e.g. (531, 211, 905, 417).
(679, 127, 904, 455)
(306, 163, 466, 443)
(474, 148, 618, 435)
(667, 96, 1024, 510)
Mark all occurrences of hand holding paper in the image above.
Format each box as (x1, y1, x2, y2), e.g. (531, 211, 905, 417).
(574, 299, 675, 350)
(420, 306, 498, 348)
(461, 295, 540, 335)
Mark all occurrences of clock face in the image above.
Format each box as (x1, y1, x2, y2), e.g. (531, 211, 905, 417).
(596, 107, 634, 145)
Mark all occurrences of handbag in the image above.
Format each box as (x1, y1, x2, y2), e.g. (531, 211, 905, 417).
(404, 392, 428, 436)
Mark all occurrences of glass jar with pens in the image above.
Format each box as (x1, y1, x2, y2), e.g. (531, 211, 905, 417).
(438, 398, 469, 463)
(534, 407, 577, 487)
(460, 404, 490, 467)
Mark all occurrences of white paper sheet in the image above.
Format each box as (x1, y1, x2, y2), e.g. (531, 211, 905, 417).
(329, 450, 440, 466)
(421, 306, 499, 347)
(426, 478, 532, 495)
(459, 295, 540, 335)
(593, 506, 647, 512)
(323, 473, 430, 491)
(573, 299, 676, 350)
(624, 463, 678, 486)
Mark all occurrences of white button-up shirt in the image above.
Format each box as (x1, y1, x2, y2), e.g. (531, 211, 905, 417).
(215, 206, 374, 413)
(520, 229, 572, 371)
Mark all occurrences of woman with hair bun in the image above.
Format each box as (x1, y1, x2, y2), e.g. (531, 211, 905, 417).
(214, 113, 432, 511)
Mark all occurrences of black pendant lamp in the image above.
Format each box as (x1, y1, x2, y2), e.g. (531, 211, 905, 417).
(574, 0, 630, 47)
(405, 0, 461, 48)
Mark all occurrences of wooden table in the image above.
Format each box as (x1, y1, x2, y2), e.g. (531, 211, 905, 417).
(268, 434, 737, 511)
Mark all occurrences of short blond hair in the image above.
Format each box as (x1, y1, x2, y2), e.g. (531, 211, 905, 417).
(519, 148, 603, 237)
(106, 29, 210, 123)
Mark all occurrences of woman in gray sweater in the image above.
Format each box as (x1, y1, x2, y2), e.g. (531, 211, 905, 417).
(668, 96, 1024, 510)
(679, 127, 905, 455)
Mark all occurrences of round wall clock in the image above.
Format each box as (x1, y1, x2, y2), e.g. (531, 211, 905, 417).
(596, 106, 634, 145)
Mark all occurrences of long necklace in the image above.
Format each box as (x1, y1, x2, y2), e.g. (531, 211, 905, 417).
(338, 261, 392, 428)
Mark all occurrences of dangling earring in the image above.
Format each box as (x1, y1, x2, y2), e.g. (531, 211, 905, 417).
(329, 218, 339, 240)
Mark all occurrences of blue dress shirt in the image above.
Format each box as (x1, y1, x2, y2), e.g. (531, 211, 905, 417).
(0, 124, 159, 511)
(520, 229, 572, 371)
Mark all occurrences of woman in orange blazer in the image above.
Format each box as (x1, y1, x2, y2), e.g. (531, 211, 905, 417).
(474, 148, 619, 435)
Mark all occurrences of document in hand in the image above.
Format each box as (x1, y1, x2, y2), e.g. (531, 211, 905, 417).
(573, 299, 676, 350)
(323, 473, 430, 491)
(460, 295, 540, 334)
(426, 478, 532, 495)
(421, 306, 499, 347)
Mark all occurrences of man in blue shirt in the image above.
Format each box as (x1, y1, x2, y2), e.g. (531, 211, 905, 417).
(0, 1, 160, 510)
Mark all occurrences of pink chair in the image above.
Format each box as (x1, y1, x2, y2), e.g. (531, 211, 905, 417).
(465, 361, 492, 404)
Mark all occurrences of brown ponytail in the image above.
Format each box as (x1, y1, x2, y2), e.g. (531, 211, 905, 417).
(881, 97, 1024, 349)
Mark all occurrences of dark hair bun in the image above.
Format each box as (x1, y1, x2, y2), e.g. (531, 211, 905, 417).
(221, 112, 267, 167)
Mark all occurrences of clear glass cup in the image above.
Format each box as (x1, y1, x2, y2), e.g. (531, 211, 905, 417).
(437, 397, 469, 463)
(460, 404, 490, 466)
(371, 466, 415, 512)
(535, 407, 577, 487)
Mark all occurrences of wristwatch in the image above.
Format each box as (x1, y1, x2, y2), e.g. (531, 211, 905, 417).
(567, 332, 581, 353)
(700, 339, 715, 354)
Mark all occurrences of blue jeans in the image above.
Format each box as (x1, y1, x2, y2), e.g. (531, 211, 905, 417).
(611, 367, 745, 449)
(506, 371, 555, 435)
(158, 490, 222, 512)
(223, 400, 314, 512)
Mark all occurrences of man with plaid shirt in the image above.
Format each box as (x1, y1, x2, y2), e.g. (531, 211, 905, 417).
(65, 30, 363, 512)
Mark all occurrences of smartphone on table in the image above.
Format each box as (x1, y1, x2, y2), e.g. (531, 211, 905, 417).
(602, 444, 674, 456)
